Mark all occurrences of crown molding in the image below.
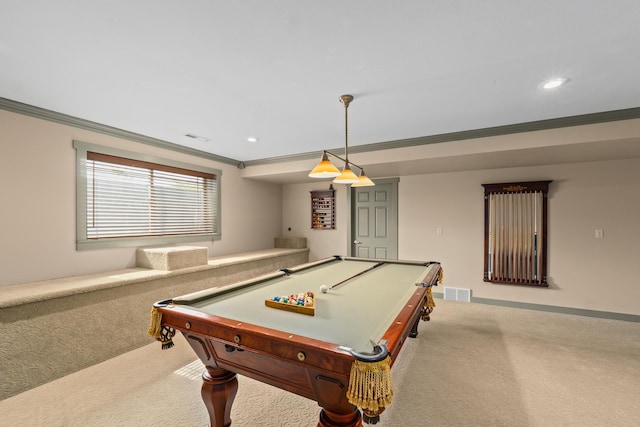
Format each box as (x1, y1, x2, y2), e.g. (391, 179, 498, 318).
(3, 97, 639, 169)
(243, 106, 640, 166)
(0, 97, 241, 167)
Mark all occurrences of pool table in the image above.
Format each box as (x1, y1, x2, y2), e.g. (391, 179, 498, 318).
(151, 256, 442, 427)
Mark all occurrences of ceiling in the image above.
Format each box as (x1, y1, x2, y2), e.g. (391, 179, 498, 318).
(2, 1, 640, 171)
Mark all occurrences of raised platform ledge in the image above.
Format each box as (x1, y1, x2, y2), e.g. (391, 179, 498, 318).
(0, 246, 309, 400)
(136, 245, 209, 271)
(0, 248, 309, 309)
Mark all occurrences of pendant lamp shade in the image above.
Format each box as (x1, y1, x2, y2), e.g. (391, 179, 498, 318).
(309, 152, 341, 178)
(351, 170, 375, 187)
(333, 164, 360, 184)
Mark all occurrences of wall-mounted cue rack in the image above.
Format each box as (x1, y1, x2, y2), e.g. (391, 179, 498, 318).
(310, 189, 335, 230)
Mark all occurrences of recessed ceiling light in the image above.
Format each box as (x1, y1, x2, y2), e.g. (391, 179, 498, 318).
(247, 136, 259, 143)
(542, 77, 569, 89)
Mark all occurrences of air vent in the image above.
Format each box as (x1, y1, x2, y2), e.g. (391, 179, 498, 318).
(443, 287, 471, 303)
(184, 133, 211, 142)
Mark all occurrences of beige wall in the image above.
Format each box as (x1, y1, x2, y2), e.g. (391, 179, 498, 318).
(399, 159, 640, 315)
(281, 183, 350, 260)
(0, 110, 283, 286)
(3, 106, 639, 316)
(282, 159, 640, 316)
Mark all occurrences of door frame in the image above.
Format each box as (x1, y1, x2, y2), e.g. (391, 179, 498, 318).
(347, 177, 399, 258)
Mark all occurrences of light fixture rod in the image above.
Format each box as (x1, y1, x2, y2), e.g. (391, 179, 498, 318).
(322, 150, 367, 174)
(340, 95, 353, 163)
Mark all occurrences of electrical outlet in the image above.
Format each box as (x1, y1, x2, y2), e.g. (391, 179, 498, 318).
(595, 229, 604, 239)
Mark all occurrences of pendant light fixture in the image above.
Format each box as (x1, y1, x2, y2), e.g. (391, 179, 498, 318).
(308, 95, 375, 186)
(351, 170, 376, 187)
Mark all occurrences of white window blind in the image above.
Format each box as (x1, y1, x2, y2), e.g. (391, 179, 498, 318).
(86, 152, 217, 239)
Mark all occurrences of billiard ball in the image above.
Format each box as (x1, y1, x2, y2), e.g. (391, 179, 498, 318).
(320, 285, 328, 293)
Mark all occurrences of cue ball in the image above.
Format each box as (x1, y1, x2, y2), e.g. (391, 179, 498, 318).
(320, 285, 328, 293)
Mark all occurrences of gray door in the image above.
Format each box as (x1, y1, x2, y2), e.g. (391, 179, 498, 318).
(351, 178, 398, 259)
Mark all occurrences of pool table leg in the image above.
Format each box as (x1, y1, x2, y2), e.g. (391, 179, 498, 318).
(409, 313, 422, 338)
(409, 298, 433, 338)
(314, 374, 363, 427)
(318, 407, 362, 427)
(201, 366, 238, 427)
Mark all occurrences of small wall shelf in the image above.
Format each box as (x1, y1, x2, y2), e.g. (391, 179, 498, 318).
(311, 189, 335, 230)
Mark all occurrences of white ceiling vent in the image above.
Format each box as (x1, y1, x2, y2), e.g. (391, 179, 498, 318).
(184, 133, 211, 143)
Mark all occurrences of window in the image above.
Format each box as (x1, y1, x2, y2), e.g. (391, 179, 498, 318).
(75, 141, 221, 250)
(482, 181, 551, 287)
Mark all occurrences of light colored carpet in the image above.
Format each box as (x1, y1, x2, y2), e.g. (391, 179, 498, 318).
(1, 299, 639, 426)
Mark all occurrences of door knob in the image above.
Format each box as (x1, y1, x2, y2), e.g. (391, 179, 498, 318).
(353, 240, 361, 244)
